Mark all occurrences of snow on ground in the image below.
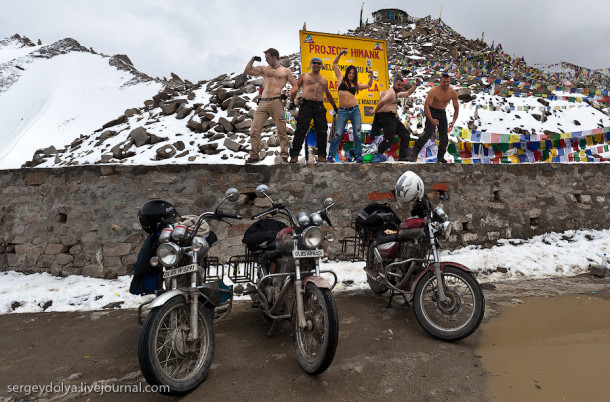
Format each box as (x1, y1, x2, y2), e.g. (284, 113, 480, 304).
(1, 228, 608, 314)
(0, 52, 162, 169)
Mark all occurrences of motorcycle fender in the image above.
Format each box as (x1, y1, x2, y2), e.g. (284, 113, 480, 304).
(302, 275, 331, 289)
(409, 262, 473, 294)
(147, 290, 188, 310)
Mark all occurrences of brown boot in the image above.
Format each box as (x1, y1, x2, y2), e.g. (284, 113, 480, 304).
(317, 156, 327, 163)
(290, 156, 298, 164)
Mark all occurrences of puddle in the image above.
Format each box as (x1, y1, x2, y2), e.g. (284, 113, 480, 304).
(478, 294, 610, 401)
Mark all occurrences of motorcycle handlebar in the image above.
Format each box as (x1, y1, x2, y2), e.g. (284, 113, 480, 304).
(251, 208, 278, 220)
(216, 211, 242, 220)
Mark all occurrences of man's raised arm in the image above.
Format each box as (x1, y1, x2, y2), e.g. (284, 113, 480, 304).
(244, 57, 264, 76)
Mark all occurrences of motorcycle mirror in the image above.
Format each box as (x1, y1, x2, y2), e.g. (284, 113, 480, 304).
(324, 198, 334, 208)
(225, 188, 240, 203)
(255, 184, 270, 198)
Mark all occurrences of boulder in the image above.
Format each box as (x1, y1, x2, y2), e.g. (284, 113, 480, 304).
(199, 143, 219, 154)
(187, 119, 203, 132)
(233, 73, 248, 88)
(175, 104, 193, 119)
(218, 117, 233, 132)
(102, 115, 127, 130)
(224, 138, 242, 152)
(129, 127, 149, 147)
(150, 134, 168, 144)
(173, 141, 185, 151)
(124, 108, 139, 117)
(156, 144, 177, 159)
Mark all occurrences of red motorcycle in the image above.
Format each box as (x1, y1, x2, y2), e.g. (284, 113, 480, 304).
(359, 171, 485, 341)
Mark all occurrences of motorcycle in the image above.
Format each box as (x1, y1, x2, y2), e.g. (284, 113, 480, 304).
(360, 172, 485, 341)
(135, 188, 242, 395)
(229, 184, 339, 374)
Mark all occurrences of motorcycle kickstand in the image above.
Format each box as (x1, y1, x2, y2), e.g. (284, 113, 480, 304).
(386, 289, 394, 308)
(266, 319, 278, 337)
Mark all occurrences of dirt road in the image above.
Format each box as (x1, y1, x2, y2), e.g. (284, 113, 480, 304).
(1, 275, 609, 401)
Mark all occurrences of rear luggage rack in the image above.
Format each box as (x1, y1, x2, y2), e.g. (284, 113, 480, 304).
(227, 247, 258, 283)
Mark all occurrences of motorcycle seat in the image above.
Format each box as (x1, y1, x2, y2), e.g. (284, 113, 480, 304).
(376, 232, 398, 244)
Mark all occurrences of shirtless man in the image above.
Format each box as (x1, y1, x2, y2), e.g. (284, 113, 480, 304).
(373, 76, 422, 161)
(244, 48, 297, 164)
(288, 57, 338, 163)
(409, 73, 459, 163)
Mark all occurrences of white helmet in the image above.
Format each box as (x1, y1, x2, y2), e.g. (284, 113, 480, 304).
(395, 171, 424, 204)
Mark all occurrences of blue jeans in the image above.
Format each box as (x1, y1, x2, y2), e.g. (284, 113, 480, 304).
(328, 106, 362, 158)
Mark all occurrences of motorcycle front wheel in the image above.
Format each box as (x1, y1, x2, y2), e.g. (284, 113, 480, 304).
(292, 282, 339, 374)
(413, 266, 485, 341)
(366, 244, 388, 294)
(138, 295, 215, 395)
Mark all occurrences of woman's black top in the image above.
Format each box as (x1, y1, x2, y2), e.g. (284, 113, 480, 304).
(338, 81, 357, 95)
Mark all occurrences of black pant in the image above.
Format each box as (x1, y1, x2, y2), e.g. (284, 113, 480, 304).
(413, 107, 448, 161)
(290, 99, 328, 158)
(375, 112, 411, 160)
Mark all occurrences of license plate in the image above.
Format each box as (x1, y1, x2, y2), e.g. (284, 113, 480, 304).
(163, 264, 198, 278)
(293, 249, 324, 258)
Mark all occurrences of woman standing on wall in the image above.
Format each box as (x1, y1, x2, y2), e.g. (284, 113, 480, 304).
(327, 49, 373, 163)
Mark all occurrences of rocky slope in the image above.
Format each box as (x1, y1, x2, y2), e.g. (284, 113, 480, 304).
(4, 14, 609, 168)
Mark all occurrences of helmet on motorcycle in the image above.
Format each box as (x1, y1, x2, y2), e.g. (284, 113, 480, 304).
(138, 199, 180, 234)
(395, 171, 424, 204)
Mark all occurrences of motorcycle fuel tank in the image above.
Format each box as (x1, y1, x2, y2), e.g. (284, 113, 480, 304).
(398, 217, 425, 240)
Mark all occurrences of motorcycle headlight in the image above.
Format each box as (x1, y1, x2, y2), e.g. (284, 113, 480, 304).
(297, 211, 310, 227)
(191, 236, 209, 258)
(302, 226, 323, 249)
(157, 242, 181, 268)
(433, 207, 449, 222)
(310, 212, 323, 226)
(440, 221, 452, 240)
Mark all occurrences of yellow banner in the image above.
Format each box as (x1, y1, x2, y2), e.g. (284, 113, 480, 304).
(299, 30, 389, 124)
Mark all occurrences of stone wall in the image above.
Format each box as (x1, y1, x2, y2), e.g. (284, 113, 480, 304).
(1, 164, 608, 278)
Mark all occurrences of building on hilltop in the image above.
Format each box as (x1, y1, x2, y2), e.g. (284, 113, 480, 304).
(372, 9, 409, 23)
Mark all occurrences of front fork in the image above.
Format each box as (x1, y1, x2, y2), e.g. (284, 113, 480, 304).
(294, 241, 322, 331)
(428, 223, 448, 304)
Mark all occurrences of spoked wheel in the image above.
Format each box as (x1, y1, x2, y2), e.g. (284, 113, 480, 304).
(292, 282, 339, 374)
(138, 296, 215, 395)
(365, 244, 388, 295)
(413, 266, 485, 341)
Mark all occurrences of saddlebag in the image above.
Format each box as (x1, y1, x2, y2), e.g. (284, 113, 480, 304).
(242, 219, 287, 251)
(355, 203, 401, 233)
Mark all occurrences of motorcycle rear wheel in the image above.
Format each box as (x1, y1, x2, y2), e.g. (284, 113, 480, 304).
(138, 296, 215, 395)
(413, 266, 484, 341)
(292, 282, 339, 374)
(366, 244, 388, 295)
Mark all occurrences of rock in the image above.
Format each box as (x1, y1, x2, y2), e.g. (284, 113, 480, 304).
(187, 119, 203, 132)
(152, 92, 171, 108)
(111, 144, 122, 159)
(235, 120, 252, 131)
(175, 104, 193, 119)
(124, 108, 139, 117)
(267, 134, 280, 147)
(173, 141, 185, 151)
(590, 265, 610, 278)
(224, 138, 243, 152)
(156, 144, 177, 159)
(230, 96, 247, 109)
(161, 102, 179, 115)
(129, 127, 149, 147)
(199, 143, 219, 154)
(456, 88, 473, 102)
(102, 115, 126, 130)
(42, 146, 57, 157)
(97, 130, 116, 145)
(149, 134, 168, 144)
(210, 134, 225, 141)
(218, 117, 233, 132)
(233, 73, 248, 88)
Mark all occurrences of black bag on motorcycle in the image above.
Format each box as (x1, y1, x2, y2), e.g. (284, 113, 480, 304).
(355, 202, 401, 233)
(129, 233, 161, 295)
(242, 219, 287, 251)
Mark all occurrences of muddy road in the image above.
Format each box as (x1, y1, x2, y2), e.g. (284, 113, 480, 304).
(1, 275, 609, 401)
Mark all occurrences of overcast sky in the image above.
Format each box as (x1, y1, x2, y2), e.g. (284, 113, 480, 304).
(1, 0, 609, 82)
